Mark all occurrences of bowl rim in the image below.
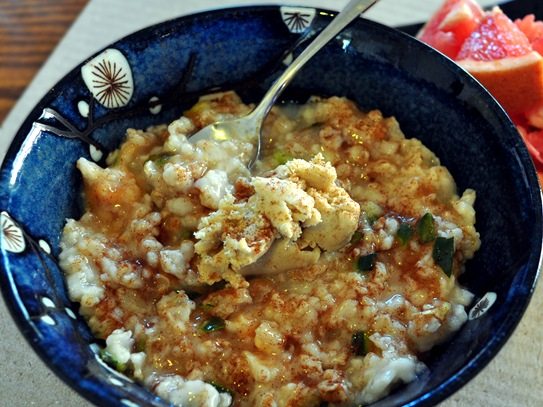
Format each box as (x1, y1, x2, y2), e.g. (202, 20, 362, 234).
(1, 5, 542, 407)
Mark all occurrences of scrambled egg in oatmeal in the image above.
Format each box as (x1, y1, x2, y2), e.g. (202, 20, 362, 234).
(59, 92, 480, 406)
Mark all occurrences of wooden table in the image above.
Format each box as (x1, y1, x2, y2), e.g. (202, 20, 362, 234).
(0, 0, 88, 123)
(0, 1, 541, 406)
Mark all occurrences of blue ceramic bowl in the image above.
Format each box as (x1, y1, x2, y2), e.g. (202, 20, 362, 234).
(0, 6, 541, 407)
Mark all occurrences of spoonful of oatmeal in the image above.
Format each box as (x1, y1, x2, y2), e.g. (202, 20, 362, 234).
(188, 0, 379, 168)
(193, 154, 361, 287)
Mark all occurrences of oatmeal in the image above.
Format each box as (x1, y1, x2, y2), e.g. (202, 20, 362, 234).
(59, 92, 480, 406)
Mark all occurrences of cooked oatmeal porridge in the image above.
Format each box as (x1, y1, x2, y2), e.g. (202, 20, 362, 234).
(59, 92, 480, 406)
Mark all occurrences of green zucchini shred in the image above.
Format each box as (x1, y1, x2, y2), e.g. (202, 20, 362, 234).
(396, 222, 413, 245)
(99, 349, 127, 372)
(433, 236, 454, 277)
(209, 381, 234, 398)
(149, 152, 174, 167)
(272, 150, 294, 165)
(200, 316, 226, 333)
(417, 213, 436, 243)
(351, 331, 371, 356)
(357, 253, 376, 272)
(350, 230, 363, 245)
(135, 337, 147, 353)
(360, 201, 383, 225)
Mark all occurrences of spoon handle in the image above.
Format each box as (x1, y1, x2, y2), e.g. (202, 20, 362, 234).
(250, 0, 379, 121)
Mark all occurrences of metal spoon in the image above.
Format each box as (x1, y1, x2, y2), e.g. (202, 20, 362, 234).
(189, 0, 379, 167)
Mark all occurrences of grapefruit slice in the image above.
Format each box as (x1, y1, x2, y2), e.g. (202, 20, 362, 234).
(518, 124, 543, 166)
(417, 0, 484, 59)
(456, 8, 543, 116)
(525, 104, 543, 128)
(515, 14, 543, 55)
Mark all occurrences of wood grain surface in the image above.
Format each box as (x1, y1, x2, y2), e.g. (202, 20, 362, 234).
(0, 0, 88, 123)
